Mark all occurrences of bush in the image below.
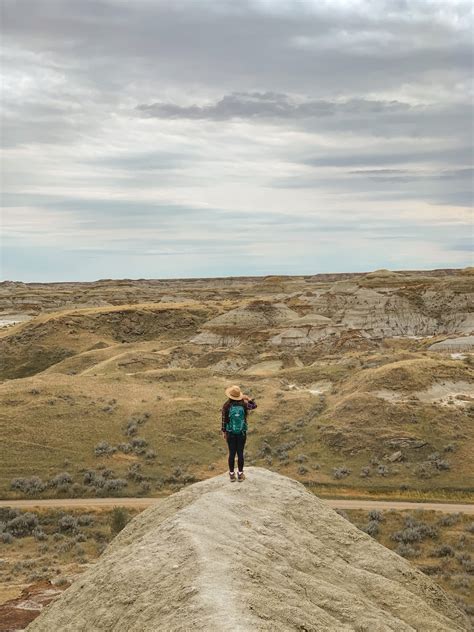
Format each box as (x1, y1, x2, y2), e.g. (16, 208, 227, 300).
(58, 515, 78, 533)
(431, 545, 455, 558)
(6, 512, 39, 537)
(257, 441, 272, 457)
(1, 533, 14, 544)
(396, 543, 420, 558)
(360, 467, 371, 478)
(127, 464, 144, 482)
(332, 466, 351, 479)
(110, 507, 129, 535)
(391, 518, 438, 544)
(33, 528, 48, 541)
(295, 454, 308, 463)
(11, 477, 46, 495)
(94, 441, 116, 456)
(363, 521, 380, 537)
(368, 510, 383, 522)
(124, 422, 138, 437)
(437, 513, 461, 527)
(103, 478, 128, 492)
(77, 514, 94, 527)
(145, 449, 157, 460)
(50, 472, 73, 488)
(131, 438, 148, 454)
(117, 443, 133, 454)
(297, 466, 309, 475)
(377, 465, 389, 477)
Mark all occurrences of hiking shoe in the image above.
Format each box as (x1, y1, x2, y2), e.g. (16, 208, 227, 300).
(237, 471, 245, 482)
(229, 471, 236, 482)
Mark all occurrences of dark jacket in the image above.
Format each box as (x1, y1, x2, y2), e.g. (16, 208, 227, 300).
(221, 398, 257, 433)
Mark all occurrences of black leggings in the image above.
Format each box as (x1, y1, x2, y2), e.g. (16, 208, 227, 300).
(226, 432, 247, 472)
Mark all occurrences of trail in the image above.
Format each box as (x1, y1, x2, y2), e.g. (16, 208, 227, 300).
(0, 496, 473, 513)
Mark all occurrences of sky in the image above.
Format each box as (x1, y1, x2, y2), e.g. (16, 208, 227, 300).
(1, 0, 473, 282)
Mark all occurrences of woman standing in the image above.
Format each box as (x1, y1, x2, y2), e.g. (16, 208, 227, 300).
(221, 385, 257, 482)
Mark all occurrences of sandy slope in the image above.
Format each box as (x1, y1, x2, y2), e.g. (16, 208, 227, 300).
(26, 467, 469, 631)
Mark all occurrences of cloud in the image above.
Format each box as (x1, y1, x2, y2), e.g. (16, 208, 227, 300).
(136, 93, 413, 121)
(1, 0, 472, 280)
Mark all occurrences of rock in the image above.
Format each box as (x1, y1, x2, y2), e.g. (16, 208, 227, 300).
(26, 468, 468, 632)
(388, 450, 403, 462)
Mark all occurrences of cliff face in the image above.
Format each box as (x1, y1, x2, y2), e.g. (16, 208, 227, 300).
(27, 468, 469, 632)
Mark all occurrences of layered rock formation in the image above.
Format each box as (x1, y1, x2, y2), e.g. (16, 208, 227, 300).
(27, 468, 469, 631)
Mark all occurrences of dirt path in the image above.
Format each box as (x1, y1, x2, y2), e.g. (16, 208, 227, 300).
(0, 497, 473, 513)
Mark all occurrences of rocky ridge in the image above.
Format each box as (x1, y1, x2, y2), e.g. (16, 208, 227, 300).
(26, 468, 469, 632)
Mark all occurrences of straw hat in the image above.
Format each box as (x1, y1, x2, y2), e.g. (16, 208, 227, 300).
(225, 385, 245, 400)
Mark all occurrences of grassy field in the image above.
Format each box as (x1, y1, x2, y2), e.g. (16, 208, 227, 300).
(0, 348, 473, 500)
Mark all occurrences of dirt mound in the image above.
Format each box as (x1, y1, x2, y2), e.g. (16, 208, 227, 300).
(26, 468, 468, 631)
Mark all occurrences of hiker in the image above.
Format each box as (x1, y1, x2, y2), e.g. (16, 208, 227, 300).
(221, 385, 257, 482)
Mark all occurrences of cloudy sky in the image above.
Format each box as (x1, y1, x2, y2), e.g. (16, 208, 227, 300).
(1, 0, 473, 281)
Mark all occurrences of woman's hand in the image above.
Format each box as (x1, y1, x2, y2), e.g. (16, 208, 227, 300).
(222, 431, 227, 440)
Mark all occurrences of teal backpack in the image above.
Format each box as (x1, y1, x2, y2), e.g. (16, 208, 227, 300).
(226, 403, 247, 434)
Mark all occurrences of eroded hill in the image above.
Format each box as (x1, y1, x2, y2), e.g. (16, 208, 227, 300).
(25, 468, 470, 632)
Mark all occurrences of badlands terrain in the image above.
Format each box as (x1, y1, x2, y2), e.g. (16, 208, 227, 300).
(0, 268, 473, 629)
(0, 268, 473, 500)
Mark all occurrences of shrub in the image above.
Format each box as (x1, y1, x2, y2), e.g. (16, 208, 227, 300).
(77, 514, 94, 527)
(431, 545, 455, 558)
(127, 463, 144, 482)
(50, 472, 73, 488)
(117, 443, 133, 454)
(257, 441, 272, 457)
(74, 532, 87, 542)
(11, 477, 47, 495)
(83, 470, 96, 485)
(437, 513, 461, 527)
(33, 528, 48, 541)
(124, 422, 138, 437)
(1, 533, 14, 544)
(103, 478, 128, 492)
(295, 454, 308, 463)
(94, 441, 115, 456)
(360, 467, 371, 478)
(297, 466, 309, 475)
(391, 519, 438, 544)
(396, 543, 420, 558)
(332, 466, 351, 479)
(145, 449, 157, 460)
(6, 512, 39, 536)
(110, 507, 129, 535)
(363, 521, 380, 537)
(58, 515, 78, 533)
(131, 437, 148, 454)
(368, 510, 383, 522)
(377, 465, 389, 477)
